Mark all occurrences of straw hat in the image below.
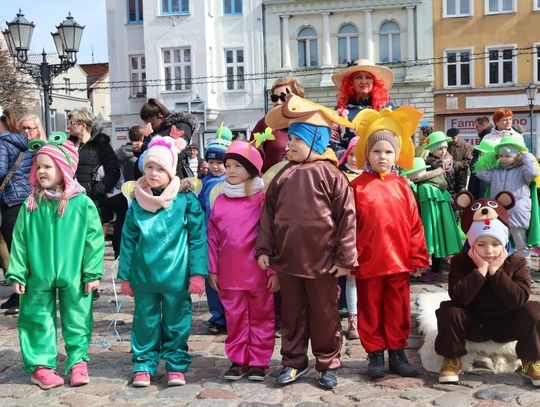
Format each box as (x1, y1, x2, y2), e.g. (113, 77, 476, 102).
(331, 59, 394, 90)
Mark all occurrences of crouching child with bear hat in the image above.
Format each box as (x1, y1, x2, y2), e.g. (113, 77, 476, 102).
(256, 93, 357, 390)
(435, 191, 540, 386)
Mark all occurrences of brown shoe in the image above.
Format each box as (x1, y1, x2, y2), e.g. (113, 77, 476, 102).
(223, 363, 249, 381)
(522, 360, 540, 386)
(347, 315, 359, 340)
(439, 357, 461, 383)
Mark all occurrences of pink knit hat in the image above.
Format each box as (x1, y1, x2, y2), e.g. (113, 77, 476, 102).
(28, 139, 79, 215)
(224, 140, 263, 177)
(144, 136, 179, 179)
(339, 136, 359, 166)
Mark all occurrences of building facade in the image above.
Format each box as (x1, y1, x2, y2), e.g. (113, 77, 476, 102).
(433, 0, 540, 152)
(106, 0, 265, 150)
(263, 0, 434, 121)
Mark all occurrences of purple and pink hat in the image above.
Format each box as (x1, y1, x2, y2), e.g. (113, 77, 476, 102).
(224, 141, 263, 177)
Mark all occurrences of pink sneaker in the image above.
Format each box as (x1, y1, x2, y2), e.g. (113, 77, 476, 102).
(31, 366, 64, 390)
(167, 371, 186, 386)
(70, 361, 90, 387)
(132, 371, 151, 387)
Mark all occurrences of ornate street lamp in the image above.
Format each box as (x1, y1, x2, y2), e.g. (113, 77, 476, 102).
(3, 9, 84, 134)
(526, 83, 538, 156)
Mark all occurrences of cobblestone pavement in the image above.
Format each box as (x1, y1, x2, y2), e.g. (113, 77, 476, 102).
(1, 245, 540, 406)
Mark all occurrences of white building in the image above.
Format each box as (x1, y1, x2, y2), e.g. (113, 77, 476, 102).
(106, 0, 266, 150)
(263, 0, 435, 122)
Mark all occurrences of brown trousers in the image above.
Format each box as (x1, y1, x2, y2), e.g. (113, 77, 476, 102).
(435, 300, 540, 361)
(279, 273, 342, 371)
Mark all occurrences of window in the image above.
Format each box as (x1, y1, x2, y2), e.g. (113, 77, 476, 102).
(535, 45, 540, 83)
(486, 47, 515, 85)
(225, 49, 244, 90)
(535, 0, 540, 11)
(337, 24, 359, 64)
(224, 0, 242, 15)
(64, 110, 70, 131)
(379, 21, 401, 63)
(486, 0, 515, 14)
(49, 109, 57, 132)
(297, 27, 318, 68)
(128, 0, 143, 23)
(130, 55, 147, 97)
(64, 78, 71, 95)
(163, 48, 192, 91)
(444, 49, 472, 87)
(162, 0, 189, 15)
(443, 0, 472, 17)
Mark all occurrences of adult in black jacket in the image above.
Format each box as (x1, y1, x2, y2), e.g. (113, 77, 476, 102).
(138, 98, 200, 178)
(67, 108, 121, 209)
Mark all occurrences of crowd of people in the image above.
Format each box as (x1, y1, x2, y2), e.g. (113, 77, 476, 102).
(1, 59, 540, 392)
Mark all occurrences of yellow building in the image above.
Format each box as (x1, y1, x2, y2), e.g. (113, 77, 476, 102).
(433, 0, 540, 152)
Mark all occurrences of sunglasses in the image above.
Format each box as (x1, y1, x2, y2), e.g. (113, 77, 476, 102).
(270, 92, 287, 103)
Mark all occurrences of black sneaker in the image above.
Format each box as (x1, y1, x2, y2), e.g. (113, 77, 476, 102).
(276, 365, 310, 386)
(247, 367, 266, 381)
(367, 350, 385, 379)
(388, 349, 418, 377)
(0, 293, 19, 309)
(318, 369, 338, 390)
(223, 363, 249, 381)
(93, 291, 100, 301)
(208, 322, 226, 334)
(4, 307, 19, 316)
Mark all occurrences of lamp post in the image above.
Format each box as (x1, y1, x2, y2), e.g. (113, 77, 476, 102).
(526, 83, 538, 156)
(3, 10, 84, 134)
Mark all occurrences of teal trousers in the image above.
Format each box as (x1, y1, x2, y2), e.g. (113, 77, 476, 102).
(132, 290, 192, 375)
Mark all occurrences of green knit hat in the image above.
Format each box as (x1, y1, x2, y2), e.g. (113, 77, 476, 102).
(423, 131, 451, 152)
(474, 139, 496, 154)
(401, 157, 430, 176)
(494, 136, 528, 155)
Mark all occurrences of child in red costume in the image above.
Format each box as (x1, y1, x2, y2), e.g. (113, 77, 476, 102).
(350, 106, 430, 378)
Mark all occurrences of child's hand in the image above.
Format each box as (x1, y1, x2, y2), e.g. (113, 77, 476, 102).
(411, 267, 423, 278)
(188, 275, 205, 296)
(11, 282, 25, 295)
(329, 265, 350, 278)
(141, 122, 153, 136)
(267, 275, 280, 293)
(468, 246, 489, 276)
(85, 280, 100, 295)
(120, 280, 134, 297)
(208, 273, 220, 294)
(258, 255, 270, 271)
(488, 248, 508, 275)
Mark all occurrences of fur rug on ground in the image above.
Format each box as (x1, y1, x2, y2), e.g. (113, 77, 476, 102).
(416, 291, 520, 373)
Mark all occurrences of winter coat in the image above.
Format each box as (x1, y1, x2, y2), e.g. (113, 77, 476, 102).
(483, 127, 524, 144)
(116, 143, 140, 181)
(476, 153, 538, 229)
(0, 132, 33, 208)
(448, 137, 473, 189)
(70, 127, 121, 201)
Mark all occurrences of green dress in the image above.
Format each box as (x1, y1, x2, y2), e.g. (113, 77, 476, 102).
(412, 170, 462, 258)
(5, 194, 104, 374)
(118, 191, 208, 375)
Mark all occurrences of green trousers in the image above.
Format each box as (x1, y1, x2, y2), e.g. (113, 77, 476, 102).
(132, 290, 192, 375)
(19, 283, 94, 374)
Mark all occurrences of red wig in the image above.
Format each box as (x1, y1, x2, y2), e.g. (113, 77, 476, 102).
(492, 108, 513, 124)
(336, 71, 389, 111)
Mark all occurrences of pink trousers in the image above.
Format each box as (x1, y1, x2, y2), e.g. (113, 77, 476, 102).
(220, 288, 275, 368)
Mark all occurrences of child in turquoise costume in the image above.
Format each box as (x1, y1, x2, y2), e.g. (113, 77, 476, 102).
(5, 132, 104, 390)
(118, 136, 208, 388)
(402, 157, 461, 278)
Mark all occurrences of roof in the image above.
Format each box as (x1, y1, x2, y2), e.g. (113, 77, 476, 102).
(79, 63, 109, 77)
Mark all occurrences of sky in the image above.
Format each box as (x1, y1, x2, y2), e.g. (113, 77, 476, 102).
(2, 0, 108, 64)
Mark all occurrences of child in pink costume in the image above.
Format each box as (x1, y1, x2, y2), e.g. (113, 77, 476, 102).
(208, 141, 279, 381)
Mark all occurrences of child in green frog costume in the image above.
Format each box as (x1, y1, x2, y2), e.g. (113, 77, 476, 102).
(6, 133, 105, 390)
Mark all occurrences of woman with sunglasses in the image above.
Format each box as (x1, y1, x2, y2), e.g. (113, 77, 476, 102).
(250, 77, 305, 173)
(331, 59, 395, 155)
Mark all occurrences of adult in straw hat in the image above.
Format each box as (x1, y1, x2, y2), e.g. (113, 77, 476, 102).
(330, 59, 395, 153)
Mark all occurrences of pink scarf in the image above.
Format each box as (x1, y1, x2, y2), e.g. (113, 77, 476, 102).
(27, 180, 86, 216)
(134, 176, 181, 213)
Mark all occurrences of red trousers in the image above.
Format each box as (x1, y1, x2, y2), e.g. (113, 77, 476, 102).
(279, 273, 342, 371)
(356, 272, 411, 353)
(220, 288, 275, 368)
